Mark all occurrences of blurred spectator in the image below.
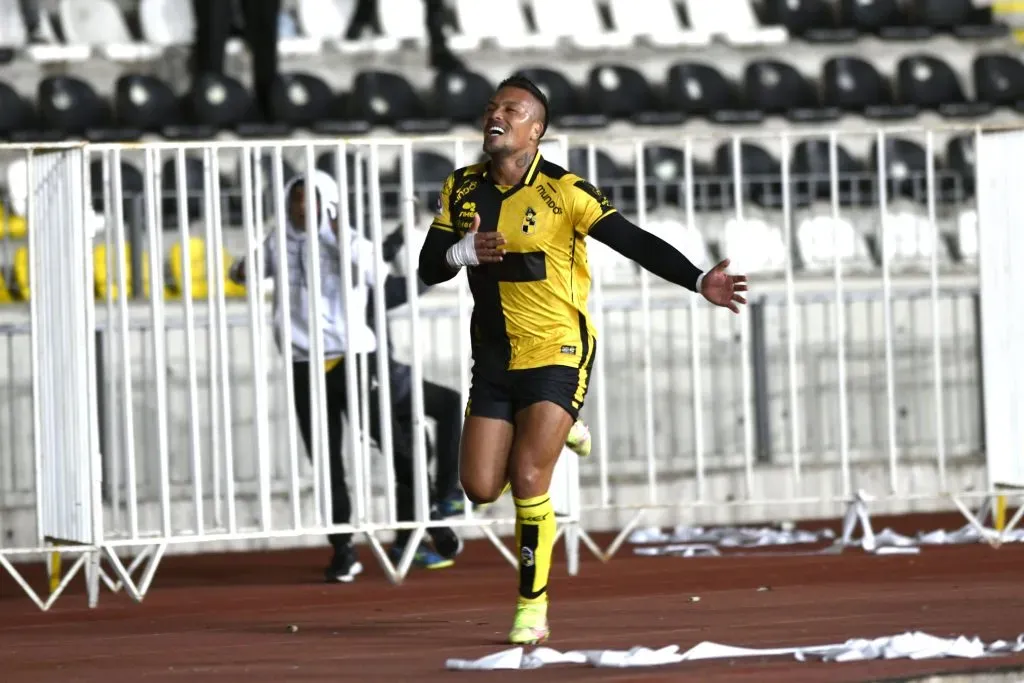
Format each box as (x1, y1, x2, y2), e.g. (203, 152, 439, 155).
(191, 0, 280, 122)
(348, 0, 464, 72)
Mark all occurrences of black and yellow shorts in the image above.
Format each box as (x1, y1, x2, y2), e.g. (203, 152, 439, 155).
(466, 356, 596, 423)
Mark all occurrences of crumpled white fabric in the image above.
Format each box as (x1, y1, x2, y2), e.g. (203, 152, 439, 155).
(445, 632, 1024, 670)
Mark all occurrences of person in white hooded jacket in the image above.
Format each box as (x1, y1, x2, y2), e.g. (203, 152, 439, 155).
(228, 170, 460, 583)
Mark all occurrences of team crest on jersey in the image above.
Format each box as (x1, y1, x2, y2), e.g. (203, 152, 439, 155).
(522, 207, 537, 235)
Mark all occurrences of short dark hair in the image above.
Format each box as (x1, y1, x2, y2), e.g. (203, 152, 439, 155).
(497, 75, 549, 138)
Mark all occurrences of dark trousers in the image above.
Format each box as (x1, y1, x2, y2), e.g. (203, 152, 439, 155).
(191, 0, 280, 120)
(292, 359, 418, 551)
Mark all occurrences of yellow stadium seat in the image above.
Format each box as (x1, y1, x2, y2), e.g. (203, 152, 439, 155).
(167, 237, 246, 301)
(0, 205, 27, 241)
(93, 243, 156, 300)
(12, 246, 29, 300)
(0, 273, 14, 304)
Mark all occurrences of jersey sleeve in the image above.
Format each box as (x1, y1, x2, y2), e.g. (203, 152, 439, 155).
(430, 173, 456, 233)
(569, 177, 617, 236)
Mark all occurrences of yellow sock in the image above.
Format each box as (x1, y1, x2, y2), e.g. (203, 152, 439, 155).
(514, 493, 555, 605)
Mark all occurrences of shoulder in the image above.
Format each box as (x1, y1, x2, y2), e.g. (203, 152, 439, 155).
(444, 162, 487, 188)
(538, 160, 603, 200)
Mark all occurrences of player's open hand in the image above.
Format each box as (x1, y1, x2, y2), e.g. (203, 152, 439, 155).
(700, 259, 748, 314)
(470, 213, 505, 263)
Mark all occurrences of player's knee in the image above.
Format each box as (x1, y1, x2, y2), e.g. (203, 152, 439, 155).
(460, 476, 504, 505)
(510, 463, 547, 499)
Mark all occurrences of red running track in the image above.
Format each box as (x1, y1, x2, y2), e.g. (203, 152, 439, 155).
(2, 511, 1023, 682)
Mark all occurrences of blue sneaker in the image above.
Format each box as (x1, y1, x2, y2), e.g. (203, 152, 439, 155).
(436, 492, 467, 518)
(389, 541, 454, 570)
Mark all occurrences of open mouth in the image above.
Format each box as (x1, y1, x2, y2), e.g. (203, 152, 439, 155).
(487, 125, 506, 138)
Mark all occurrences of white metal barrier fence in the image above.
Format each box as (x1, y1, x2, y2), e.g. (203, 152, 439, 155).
(0, 125, 1018, 611)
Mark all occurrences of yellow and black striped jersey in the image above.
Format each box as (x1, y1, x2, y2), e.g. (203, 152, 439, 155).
(428, 154, 616, 372)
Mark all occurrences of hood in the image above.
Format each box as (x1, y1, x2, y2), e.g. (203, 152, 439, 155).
(283, 170, 340, 236)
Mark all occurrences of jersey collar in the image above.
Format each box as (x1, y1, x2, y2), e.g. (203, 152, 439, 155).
(485, 152, 543, 197)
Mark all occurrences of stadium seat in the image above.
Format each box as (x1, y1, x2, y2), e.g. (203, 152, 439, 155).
(641, 145, 687, 208)
(972, 54, 1024, 109)
(685, 0, 788, 46)
(12, 245, 29, 299)
(114, 74, 212, 139)
(822, 56, 918, 120)
(0, 81, 36, 141)
(870, 137, 929, 203)
(643, 216, 711, 268)
(743, 59, 840, 122)
(911, 0, 1008, 38)
(0, 203, 27, 240)
(58, 0, 161, 61)
(795, 211, 871, 273)
(605, 0, 711, 47)
(4, 158, 28, 217)
(527, 0, 633, 49)
(722, 212, 788, 274)
(880, 199, 945, 269)
(839, 0, 932, 40)
(349, 70, 451, 134)
(432, 69, 492, 125)
(791, 138, 871, 207)
(714, 141, 783, 209)
(945, 134, 975, 203)
(37, 75, 141, 141)
(161, 155, 204, 229)
(408, 151, 455, 211)
(762, 0, 858, 41)
(665, 62, 763, 124)
(0, 0, 29, 49)
(377, 0, 429, 46)
(0, 271, 13, 304)
(92, 242, 162, 300)
(896, 55, 993, 118)
(187, 73, 284, 137)
(447, 0, 556, 51)
(88, 158, 145, 225)
(167, 237, 246, 301)
(138, 0, 194, 46)
(270, 72, 333, 128)
(956, 208, 977, 262)
(513, 68, 607, 129)
(587, 65, 684, 126)
(566, 146, 631, 210)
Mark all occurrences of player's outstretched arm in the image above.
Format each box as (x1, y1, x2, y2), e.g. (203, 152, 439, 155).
(588, 212, 748, 314)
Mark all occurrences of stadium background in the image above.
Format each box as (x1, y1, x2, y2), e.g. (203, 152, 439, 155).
(0, 0, 1014, 553)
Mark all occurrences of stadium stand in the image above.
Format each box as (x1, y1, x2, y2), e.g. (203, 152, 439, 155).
(0, 0, 1013, 301)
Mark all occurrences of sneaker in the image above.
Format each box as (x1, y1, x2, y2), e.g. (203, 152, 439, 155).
(428, 525, 464, 560)
(565, 419, 592, 457)
(508, 600, 550, 645)
(436, 492, 466, 518)
(390, 541, 454, 570)
(324, 546, 363, 583)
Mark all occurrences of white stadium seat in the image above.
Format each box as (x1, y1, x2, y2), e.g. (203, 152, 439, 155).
(722, 215, 788, 275)
(526, 0, 634, 49)
(378, 0, 428, 42)
(607, 0, 711, 47)
(297, 0, 388, 55)
(957, 209, 978, 262)
(881, 202, 944, 268)
(796, 210, 873, 273)
(59, 0, 160, 61)
(139, 0, 194, 46)
(448, 0, 557, 51)
(684, 0, 788, 46)
(0, 0, 29, 48)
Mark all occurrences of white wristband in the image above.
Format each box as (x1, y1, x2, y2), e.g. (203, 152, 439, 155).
(445, 232, 480, 269)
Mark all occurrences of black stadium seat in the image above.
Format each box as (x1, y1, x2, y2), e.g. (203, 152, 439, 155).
(666, 62, 762, 124)
(0, 81, 38, 142)
(763, 0, 857, 42)
(88, 158, 144, 219)
(714, 141, 782, 208)
(642, 145, 688, 208)
(433, 69, 492, 125)
(822, 56, 917, 119)
(160, 156, 204, 229)
(896, 55, 993, 118)
(408, 151, 455, 210)
(271, 72, 333, 128)
(973, 54, 1024, 110)
(38, 76, 138, 142)
(839, 0, 932, 40)
(566, 147, 632, 209)
(586, 64, 684, 126)
(870, 137, 930, 201)
(114, 74, 213, 140)
(513, 67, 607, 130)
(911, 0, 1008, 38)
(791, 138, 870, 206)
(945, 134, 975, 202)
(743, 59, 839, 122)
(187, 73, 285, 137)
(350, 70, 452, 134)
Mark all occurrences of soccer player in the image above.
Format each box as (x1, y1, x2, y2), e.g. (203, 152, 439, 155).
(416, 76, 748, 644)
